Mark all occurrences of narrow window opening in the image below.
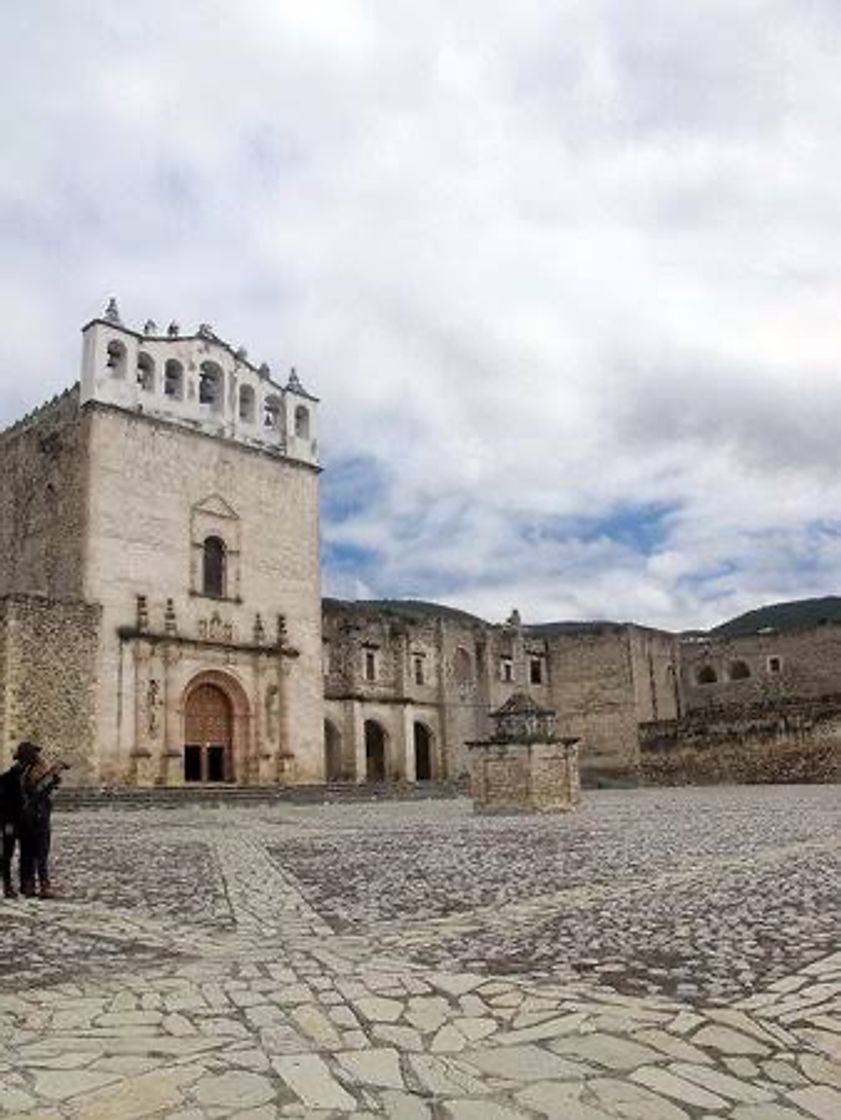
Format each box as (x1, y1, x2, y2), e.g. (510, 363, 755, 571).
(364, 651, 376, 681)
(529, 657, 543, 685)
(202, 536, 226, 598)
(413, 655, 425, 686)
(768, 656, 782, 674)
(501, 657, 514, 683)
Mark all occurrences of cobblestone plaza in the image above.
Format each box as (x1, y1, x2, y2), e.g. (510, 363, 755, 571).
(1, 786, 840, 1118)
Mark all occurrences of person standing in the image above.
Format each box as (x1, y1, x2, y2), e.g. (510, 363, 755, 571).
(18, 742, 64, 899)
(0, 748, 25, 898)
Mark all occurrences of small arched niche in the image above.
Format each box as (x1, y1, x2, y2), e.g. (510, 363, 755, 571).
(697, 665, 718, 685)
(453, 647, 472, 685)
(729, 660, 751, 681)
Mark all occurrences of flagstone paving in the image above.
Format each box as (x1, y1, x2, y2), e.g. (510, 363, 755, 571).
(0, 785, 839, 1118)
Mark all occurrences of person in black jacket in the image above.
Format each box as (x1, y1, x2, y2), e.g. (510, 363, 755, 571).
(17, 742, 64, 899)
(0, 744, 30, 898)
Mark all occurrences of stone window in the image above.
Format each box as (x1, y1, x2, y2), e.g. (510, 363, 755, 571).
(500, 657, 514, 683)
(263, 394, 282, 430)
(199, 361, 224, 410)
(729, 660, 751, 681)
(364, 650, 376, 681)
(697, 665, 718, 685)
(767, 656, 782, 674)
(413, 655, 425, 686)
(137, 351, 155, 392)
(529, 657, 543, 685)
(202, 535, 226, 598)
(295, 405, 310, 439)
(239, 384, 255, 423)
(164, 359, 184, 399)
(106, 339, 127, 377)
(453, 647, 472, 684)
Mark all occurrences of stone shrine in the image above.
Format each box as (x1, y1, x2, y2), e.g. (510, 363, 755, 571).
(469, 693, 581, 814)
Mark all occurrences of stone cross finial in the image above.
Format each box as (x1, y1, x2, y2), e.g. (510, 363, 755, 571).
(143, 319, 158, 335)
(167, 321, 180, 337)
(105, 297, 122, 324)
(287, 367, 302, 391)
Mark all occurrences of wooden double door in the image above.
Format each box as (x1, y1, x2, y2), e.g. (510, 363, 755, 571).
(184, 683, 233, 783)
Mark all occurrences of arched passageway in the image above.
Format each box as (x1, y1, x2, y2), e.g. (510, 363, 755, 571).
(184, 683, 233, 782)
(324, 719, 343, 781)
(365, 720, 387, 782)
(414, 722, 434, 781)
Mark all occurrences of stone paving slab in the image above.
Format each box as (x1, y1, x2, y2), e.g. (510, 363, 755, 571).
(0, 786, 839, 1118)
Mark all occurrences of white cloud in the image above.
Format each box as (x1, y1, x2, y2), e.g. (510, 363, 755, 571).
(2, 1, 841, 631)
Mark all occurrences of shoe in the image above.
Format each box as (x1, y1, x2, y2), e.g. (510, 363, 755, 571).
(38, 881, 55, 900)
(20, 881, 36, 898)
(2, 881, 16, 899)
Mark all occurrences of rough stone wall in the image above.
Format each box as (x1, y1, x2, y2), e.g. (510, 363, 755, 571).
(322, 605, 648, 781)
(627, 626, 681, 723)
(679, 625, 841, 714)
(322, 604, 452, 780)
(0, 594, 100, 781)
(640, 698, 841, 785)
(82, 404, 323, 784)
(0, 388, 87, 600)
(542, 628, 640, 777)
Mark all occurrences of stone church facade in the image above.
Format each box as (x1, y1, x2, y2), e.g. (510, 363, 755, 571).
(0, 305, 324, 786)
(1, 307, 840, 787)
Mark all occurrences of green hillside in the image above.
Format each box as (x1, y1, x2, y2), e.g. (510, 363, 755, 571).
(710, 596, 841, 638)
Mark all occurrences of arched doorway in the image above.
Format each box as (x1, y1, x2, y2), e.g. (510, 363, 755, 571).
(364, 720, 387, 782)
(414, 722, 434, 781)
(324, 719, 343, 782)
(184, 682, 234, 783)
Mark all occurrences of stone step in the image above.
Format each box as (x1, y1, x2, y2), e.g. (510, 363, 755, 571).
(54, 780, 467, 812)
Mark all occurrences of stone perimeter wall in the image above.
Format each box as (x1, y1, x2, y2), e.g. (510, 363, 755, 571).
(0, 594, 101, 780)
(640, 698, 841, 785)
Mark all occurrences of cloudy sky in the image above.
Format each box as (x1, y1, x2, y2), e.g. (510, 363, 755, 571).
(3, 1, 841, 632)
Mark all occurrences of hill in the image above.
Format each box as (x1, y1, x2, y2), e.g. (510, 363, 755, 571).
(710, 596, 841, 638)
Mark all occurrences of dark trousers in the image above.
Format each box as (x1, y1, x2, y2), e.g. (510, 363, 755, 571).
(19, 817, 51, 888)
(1, 823, 17, 887)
